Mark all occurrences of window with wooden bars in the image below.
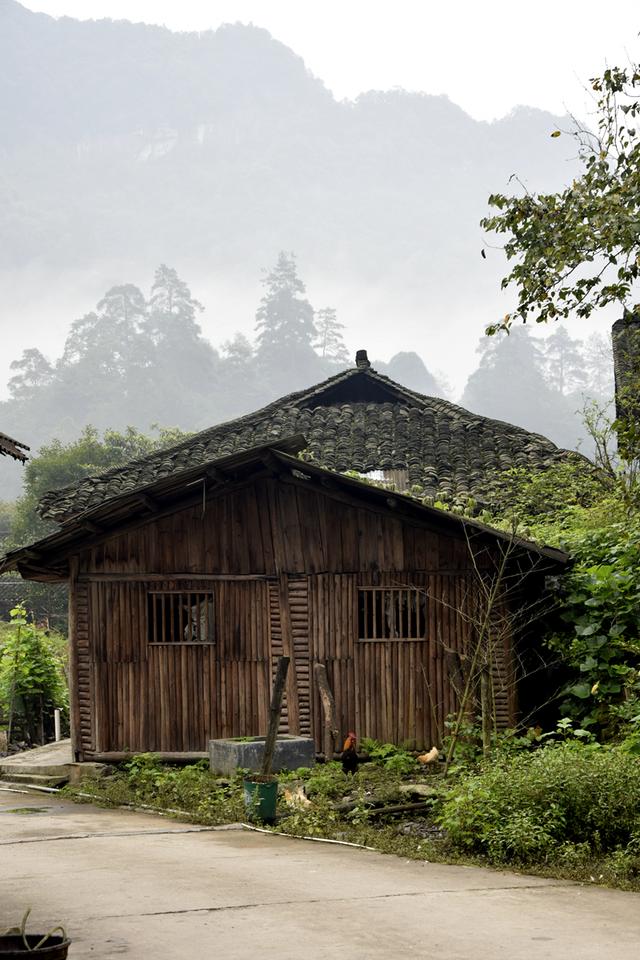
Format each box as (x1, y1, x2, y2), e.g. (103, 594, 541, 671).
(358, 588, 426, 641)
(147, 591, 215, 645)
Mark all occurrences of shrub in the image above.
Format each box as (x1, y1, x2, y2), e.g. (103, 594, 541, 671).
(74, 754, 246, 824)
(439, 743, 640, 865)
(0, 605, 68, 741)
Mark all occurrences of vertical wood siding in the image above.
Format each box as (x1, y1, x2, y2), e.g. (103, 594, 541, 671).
(74, 477, 522, 755)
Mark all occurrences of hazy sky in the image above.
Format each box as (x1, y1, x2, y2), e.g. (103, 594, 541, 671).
(22, 0, 640, 121)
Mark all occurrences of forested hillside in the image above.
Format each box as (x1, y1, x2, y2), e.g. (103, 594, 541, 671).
(1, 2, 583, 383)
(0, 1, 614, 502)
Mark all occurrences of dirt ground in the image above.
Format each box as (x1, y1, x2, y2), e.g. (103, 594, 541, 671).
(1, 787, 639, 959)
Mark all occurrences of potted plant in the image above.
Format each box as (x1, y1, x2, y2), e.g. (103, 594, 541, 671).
(0, 910, 70, 958)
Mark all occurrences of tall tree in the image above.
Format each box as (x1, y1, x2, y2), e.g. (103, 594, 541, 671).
(461, 327, 579, 447)
(255, 252, 318, 377)
(542, 328, 587, 396)
(221, 333, 254, 369)
(62, 284, 148, 377)
(314, 307, 349, 365)
(582, 332, 615, 401)
(146, 265, 204, 346)
(145, 265, 218, 424)
(8, 349, 54, 401)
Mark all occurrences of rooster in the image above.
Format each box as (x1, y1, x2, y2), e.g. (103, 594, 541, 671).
(341, 731, 359, 775)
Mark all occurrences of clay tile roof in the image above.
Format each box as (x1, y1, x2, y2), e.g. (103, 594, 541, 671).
(0, 432, 29, 463)
(36, 364, 583, 524)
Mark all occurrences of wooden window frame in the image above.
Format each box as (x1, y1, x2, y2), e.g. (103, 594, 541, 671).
(357, 587, 426, 642)
(147, 590, 216, 646)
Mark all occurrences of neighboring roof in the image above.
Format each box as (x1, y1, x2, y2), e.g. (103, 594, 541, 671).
(1, 435, 569, 581)
(0, 431, 29, 462)
(37, 359, 582, 524)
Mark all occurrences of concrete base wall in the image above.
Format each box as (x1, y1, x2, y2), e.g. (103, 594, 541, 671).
(209, 736, 315, 776)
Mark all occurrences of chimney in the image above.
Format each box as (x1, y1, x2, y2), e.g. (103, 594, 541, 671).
(355, 349, 371, 370)
(612, 313, 640, 426)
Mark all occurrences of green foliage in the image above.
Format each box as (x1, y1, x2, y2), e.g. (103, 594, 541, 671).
(483, 64, 640, 331)
(0, 502, 16, 551)
(480, 458, 614, 548)
(439, 743, 640, 867)
(546, 517, 640, 732)
(7, 424, 190, 548)
(72, 754, 246, 825)
(0, 605, 68, 738)
(360, 737, 419, 775)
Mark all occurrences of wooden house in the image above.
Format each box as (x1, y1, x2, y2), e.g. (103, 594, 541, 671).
(1, 435, 567, 762)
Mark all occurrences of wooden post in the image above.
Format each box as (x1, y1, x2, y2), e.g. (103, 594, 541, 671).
(68, 557, 82, 762)
(314, 662, 338, 760)
(480, 664, 492, 757)
(261, 656, 290, 776)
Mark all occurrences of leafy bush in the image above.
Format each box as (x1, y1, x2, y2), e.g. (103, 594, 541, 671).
(73, 754, 246, 824)
(545, 517, 640, 733)
(360, 737, 418, 775)
(0, 605, 68, 741)
(439, 743, 640, 865)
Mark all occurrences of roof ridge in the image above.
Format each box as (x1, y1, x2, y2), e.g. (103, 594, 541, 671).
(35, 362, 574, 522)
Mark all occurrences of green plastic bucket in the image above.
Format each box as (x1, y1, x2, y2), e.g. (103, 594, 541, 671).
(243, 776, 278, 823)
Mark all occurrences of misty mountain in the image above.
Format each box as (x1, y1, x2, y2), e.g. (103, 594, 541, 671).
(1, 1, 578, 291)
(1, 1, 605, 505)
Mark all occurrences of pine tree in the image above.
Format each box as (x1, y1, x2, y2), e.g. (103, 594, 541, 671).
(145, 265, 218, 424)
(255, 252, 316, 363)
(542, 328, 587, 395)
(146, 264, 204, 346)
(314, 307, 349, 365)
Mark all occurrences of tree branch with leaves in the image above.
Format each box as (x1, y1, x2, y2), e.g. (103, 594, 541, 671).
(482, 64, 640, 334)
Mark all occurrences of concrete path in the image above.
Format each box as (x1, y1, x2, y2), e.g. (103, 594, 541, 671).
(0, 788, 638, 959)
(0, 740, 73, 774)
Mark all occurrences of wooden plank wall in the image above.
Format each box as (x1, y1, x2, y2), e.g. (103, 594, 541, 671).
(75, 477, 523, 754)
(309, 571, 482, 750)
(87, 579, 272, 753)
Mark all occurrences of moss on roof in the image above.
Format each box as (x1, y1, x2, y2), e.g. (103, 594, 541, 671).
(37, 364, 582, 524)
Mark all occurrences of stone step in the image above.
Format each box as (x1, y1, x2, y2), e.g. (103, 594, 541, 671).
(0, 772, 68, 789)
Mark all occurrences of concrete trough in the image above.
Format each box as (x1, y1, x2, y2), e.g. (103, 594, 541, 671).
(209, 735, 315, 776)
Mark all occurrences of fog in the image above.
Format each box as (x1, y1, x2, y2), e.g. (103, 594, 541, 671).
(0, 1, 620, 503)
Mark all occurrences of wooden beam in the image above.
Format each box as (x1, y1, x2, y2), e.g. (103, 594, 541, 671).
(138, 493, 159, 513)
(205, 466, 228, 483)
(261, 452, 282, 477)
(68, 558, 82, 762)
(314, 662, 339, 761)
(92, 751, 209, 762)
(78, 572, 271, 583)
(261, 656, 290, 776)
(82, 520, 103, 534)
